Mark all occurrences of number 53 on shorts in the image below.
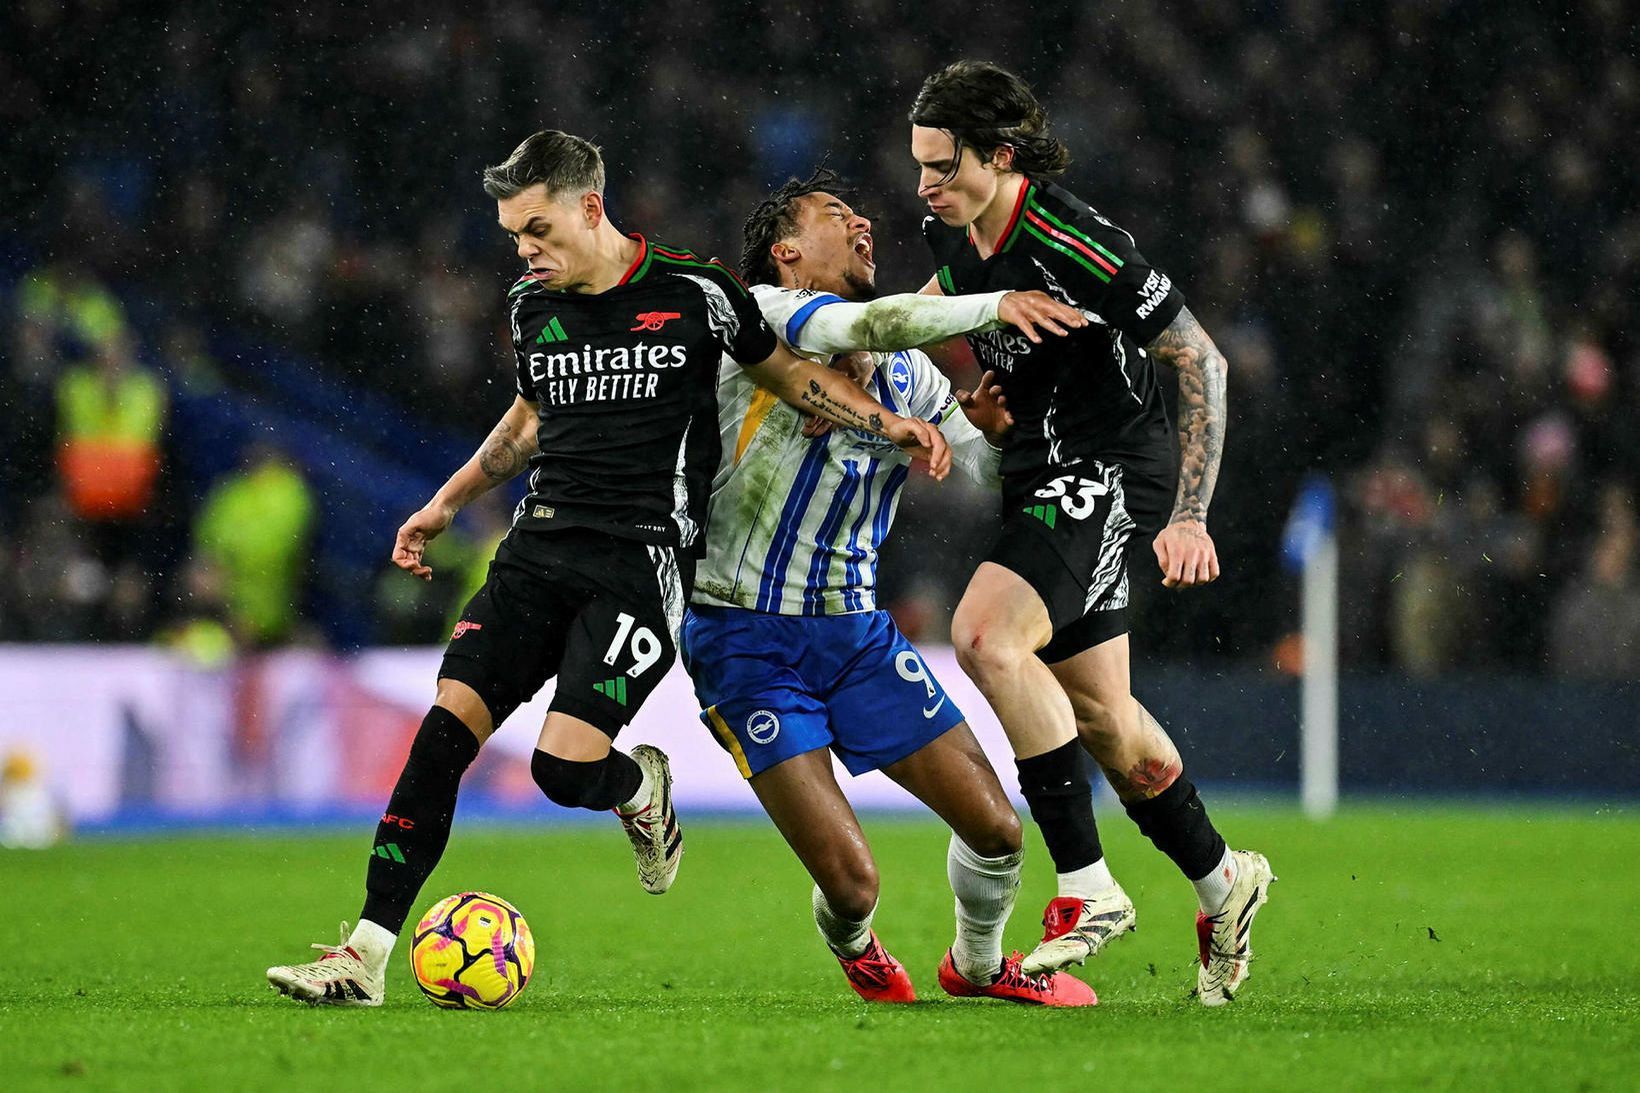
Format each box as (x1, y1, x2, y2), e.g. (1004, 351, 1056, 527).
(1026, 474, 1108, 526)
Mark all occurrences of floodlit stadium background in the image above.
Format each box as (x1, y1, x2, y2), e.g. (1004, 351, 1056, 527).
(2, 1, 1636, 832)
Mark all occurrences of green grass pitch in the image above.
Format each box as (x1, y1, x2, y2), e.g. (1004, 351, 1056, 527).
(4, 803, 1636, 1091)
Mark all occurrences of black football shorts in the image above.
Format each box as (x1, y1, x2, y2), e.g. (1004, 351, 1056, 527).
(987, 461, 1168, 663)
(439, 527, 691, 736)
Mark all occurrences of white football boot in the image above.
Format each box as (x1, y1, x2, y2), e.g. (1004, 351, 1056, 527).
(614, 744, 683, 894)
(267, 923, 385, 1007)
(1021, 885, 1138, 975)
(1196, 850, 1275, 1006)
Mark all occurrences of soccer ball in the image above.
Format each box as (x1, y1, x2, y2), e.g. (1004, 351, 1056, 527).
(409, 891, 535, 1010)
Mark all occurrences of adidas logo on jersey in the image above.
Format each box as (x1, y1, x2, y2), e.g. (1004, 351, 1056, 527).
(535, 316, 568, 344)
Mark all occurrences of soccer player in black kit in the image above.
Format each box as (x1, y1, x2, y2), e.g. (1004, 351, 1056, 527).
(910, 61, 1273, 1006)
(267, 130, 948, 1006)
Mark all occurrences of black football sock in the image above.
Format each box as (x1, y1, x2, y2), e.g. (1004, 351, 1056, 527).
(359, 707, 481, 933)
(1122, 775, 1227, 882)
(1015, 739, 1103, 873)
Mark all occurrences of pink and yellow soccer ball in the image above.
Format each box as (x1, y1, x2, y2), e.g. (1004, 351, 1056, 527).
(409, 892, 535, 1010)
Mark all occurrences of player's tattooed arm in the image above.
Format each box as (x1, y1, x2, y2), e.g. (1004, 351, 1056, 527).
(395, 396, 539, 580)
(743, 347, 951, 478)
(1145, 306, 1228, 525)
(799, 376, 882, 434)
(443, 396, 539, 509)
(478, 414, 536, 482)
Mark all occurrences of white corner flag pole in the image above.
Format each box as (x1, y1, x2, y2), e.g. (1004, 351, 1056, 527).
(1283, 475, 1339, 820)
(1300, 529, 1339, 819)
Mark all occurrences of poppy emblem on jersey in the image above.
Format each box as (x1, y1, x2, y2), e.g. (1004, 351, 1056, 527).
(451, 620, 483, 640)
(745, 709, 781, 745)
(631, 311, 683, 332)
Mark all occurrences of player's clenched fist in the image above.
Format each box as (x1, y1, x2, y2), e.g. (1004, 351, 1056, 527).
(1153, 518, 1221, 589)
(887, 417, 951, 480)
(998, 290, 1088, 343)
(393, 503, 456, 581)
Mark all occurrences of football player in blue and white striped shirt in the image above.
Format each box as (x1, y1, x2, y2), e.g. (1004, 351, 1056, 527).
(680, 167, 1099, 1006)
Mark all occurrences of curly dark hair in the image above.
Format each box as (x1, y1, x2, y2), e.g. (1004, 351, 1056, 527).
(738, 165, 855, 286)
(909, 60, 1070, 179)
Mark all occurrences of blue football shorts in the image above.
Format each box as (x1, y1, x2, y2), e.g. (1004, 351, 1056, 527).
(679, 605, 966, 778)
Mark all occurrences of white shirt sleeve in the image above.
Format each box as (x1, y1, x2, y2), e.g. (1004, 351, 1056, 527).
(749, 284, 844, 361)
(752, 284, 1009, 357)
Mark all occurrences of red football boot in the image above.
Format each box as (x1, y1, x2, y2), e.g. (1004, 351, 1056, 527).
(834, 931, 917, 1003)
(937, 950, 1097, 1007)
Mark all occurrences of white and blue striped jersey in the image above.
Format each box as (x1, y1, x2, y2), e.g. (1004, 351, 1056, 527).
(692, 285, 1000, 616)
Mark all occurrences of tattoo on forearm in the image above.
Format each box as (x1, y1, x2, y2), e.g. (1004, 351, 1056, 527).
(800, 377, 880, 434)
(478, 421, 531, 482)
(1146, 306, 1227, 523)
(1101, 703, 1183, 801)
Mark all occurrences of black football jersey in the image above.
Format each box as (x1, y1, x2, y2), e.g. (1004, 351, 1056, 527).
(923, 179, 1186, 490)
(508, 235, 778, 550)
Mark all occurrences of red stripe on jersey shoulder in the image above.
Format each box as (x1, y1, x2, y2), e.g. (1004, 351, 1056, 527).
(616, 234, 650, 285)
(1023, 208, 1119, 275)
(649, 243, 750, 290)
(968, 179, 1033, 253)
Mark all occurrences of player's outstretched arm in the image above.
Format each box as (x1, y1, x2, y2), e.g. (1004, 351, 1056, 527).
(1145, 306, 1228, 589)
(392, 396, 540, 580)
(743, 345, 951, 479)
(795, 291, 1085, 356)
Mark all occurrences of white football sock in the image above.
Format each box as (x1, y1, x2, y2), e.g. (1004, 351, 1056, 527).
(812, 884, 874, 959)
(348, 919, 397, 974)
(948, 835, 1023, 985)
(616, 752, 654, 814)
(1057, 857, 1118, 900)
(1192, 846, 1238, 912)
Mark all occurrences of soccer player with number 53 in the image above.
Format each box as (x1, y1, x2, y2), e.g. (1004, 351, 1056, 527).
(682, 167, 1096, 1007)
(912, 61, 1274, 1006)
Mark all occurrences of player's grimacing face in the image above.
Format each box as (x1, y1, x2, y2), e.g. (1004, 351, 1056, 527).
(789, 192, 876, 298)
(497, 184, 597, 290)
(911, 125, 1000, 228)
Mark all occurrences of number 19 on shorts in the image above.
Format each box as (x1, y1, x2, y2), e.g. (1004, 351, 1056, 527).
(603, 612, 663, 677)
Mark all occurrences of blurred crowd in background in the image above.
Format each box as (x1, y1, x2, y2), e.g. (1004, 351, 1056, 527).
(1, 0, 1636, 678)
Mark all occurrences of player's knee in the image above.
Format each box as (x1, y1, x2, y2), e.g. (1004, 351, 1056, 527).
(818, 855, 879, 921)
(530, 749, 595, 809)
(954, 804, 1023, 858)
(407, 706, 484, 772)
(979, 807, 1024, 858)
(952, 613, 1028, 684)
